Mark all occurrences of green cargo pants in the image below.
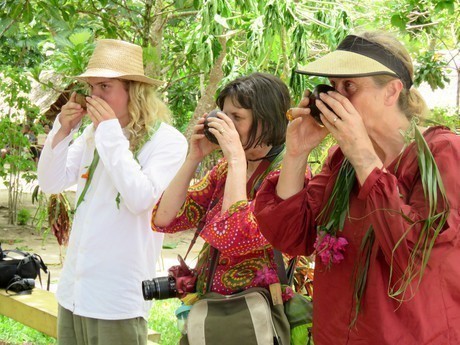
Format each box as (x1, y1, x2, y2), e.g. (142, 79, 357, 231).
(57, 305, 148, 345)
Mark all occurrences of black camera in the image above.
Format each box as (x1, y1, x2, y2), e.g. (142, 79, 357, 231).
(309, 84, 336, 124)
(142, 276, 178, 301)
(142, 255, 197, 301)
(7, 275, 35, 293)
(203, 109, 221, 144)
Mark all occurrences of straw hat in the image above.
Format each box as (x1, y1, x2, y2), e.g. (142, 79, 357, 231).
(296, 35, 412, 89)
(75, 39, 163, 86)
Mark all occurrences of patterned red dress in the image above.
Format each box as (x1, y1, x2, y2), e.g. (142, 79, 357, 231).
(152, 158, 281, 295)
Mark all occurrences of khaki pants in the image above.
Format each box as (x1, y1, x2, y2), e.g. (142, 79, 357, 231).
(57, 305, 148, 345)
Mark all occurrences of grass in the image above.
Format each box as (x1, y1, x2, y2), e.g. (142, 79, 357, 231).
(0, 299, 182, 345)
(149, 299, 182, 345)
(0, 316, 53, 345)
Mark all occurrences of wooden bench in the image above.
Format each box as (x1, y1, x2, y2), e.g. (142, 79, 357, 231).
(0, 288, 160, 344)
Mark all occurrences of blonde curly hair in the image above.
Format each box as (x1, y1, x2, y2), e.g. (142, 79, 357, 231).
(123, 81, 172, 151)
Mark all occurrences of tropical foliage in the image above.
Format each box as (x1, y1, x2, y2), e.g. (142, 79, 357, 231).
(0, 0, 458, 342)
(0, 1, 457, 224)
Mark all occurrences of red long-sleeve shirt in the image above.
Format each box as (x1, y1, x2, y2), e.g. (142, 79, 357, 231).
(254, 126, 460, 344)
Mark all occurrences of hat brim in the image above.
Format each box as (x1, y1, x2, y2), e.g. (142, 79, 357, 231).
(296, 50, 399, 79)
(74, 68, 164, 86)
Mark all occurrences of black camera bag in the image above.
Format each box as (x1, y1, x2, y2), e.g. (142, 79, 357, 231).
(0, 243, 49, 289)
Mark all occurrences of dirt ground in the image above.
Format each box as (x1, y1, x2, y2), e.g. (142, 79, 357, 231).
(0, 187, 204, 292)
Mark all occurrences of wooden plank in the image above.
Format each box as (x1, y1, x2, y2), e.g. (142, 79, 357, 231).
(0, 288, 161, 343)
(0, 288, 58, 338)
(148, 328, 161, 343)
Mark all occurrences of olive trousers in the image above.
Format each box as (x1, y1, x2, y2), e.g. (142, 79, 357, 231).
(57, 305, 148, 345)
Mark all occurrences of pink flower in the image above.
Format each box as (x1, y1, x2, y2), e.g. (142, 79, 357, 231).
(282, 285, 294, 302)
(253, 266, 279, 285)
(314, 231, 348, 267)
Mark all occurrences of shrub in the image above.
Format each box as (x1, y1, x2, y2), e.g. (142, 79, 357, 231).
(17, 208, 31, 225)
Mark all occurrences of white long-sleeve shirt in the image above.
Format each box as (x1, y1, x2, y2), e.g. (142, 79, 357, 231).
(38, 116, 187, 320)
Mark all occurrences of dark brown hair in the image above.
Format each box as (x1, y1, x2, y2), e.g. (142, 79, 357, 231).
(216, 72, 291, 149)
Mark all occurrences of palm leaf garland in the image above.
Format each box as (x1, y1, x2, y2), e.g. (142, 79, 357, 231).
(317, 158, 356, 231)
(75, 148, 100, 210)
(316, 122, 450, 325)
(388, 126, 449, 301)
(314, 158, 355, 267)
(351, 225, 375, 326)
(350, 124, 450, 324)
(76, 122, 161, 211)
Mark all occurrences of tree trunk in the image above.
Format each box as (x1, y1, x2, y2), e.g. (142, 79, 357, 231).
(184, 38, 227, 140)
(145, 0, 165, 78)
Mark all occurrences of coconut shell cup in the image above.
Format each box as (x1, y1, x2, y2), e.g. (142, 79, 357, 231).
(203, 109, 221, 144)
(308, 84, 336, 124)
(75, 93, 88, 110)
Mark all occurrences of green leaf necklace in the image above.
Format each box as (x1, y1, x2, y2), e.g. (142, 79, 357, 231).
(317, 121, 450, 326)
(75, 122, 161, 211)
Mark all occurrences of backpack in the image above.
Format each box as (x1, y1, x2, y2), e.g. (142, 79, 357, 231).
(183, 287, 290, 345)
(0, 243, 49, 290)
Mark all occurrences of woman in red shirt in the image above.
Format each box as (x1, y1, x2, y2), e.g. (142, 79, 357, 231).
(254, 31, 460, 344)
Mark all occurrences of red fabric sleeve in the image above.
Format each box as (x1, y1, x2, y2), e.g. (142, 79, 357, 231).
(151, 163, 220, 234)
(254, 159, 331, 257)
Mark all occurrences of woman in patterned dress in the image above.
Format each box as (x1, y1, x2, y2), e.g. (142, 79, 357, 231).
(151, 72, 292, 296)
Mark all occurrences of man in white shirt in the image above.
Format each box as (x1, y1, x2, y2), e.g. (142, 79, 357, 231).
(38, 39, 188, 345)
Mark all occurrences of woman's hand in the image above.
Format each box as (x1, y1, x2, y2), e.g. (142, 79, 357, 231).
(286, 90, 329, 159)
(206, 112, 245, 162)
(316, 91, 382, 182)
(58, 92, 87, 135)
(85, 95, 117, 128)
(276, 90, 331, 200)
(187, 114, 220, 163)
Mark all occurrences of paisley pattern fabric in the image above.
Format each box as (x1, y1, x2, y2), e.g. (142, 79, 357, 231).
(152, 158, 279, 295)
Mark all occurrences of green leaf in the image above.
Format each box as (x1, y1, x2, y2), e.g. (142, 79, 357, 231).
(69, 31, 92, 46)
(162, 242, 179, 249)
(23, 1, 33, 24)
(390, 14, 406, 30)
(435, 0, 455, 13)
(9, 4, 22, 19)
(214, 14, 229, 29)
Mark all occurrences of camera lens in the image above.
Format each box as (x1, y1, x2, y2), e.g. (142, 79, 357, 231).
(7, 277, 35, 293)
(203, 110, 220, 144)
(142, 276, 177, 300)
(309, 84, 336, 124)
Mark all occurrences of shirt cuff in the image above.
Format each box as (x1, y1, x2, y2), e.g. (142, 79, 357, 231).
(265, 173, 308, 203)
(48, 114, 81, 152)
(357, 167, 385, 200)
(95, 119, 124, 140)
(228, 200, 249, 216)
